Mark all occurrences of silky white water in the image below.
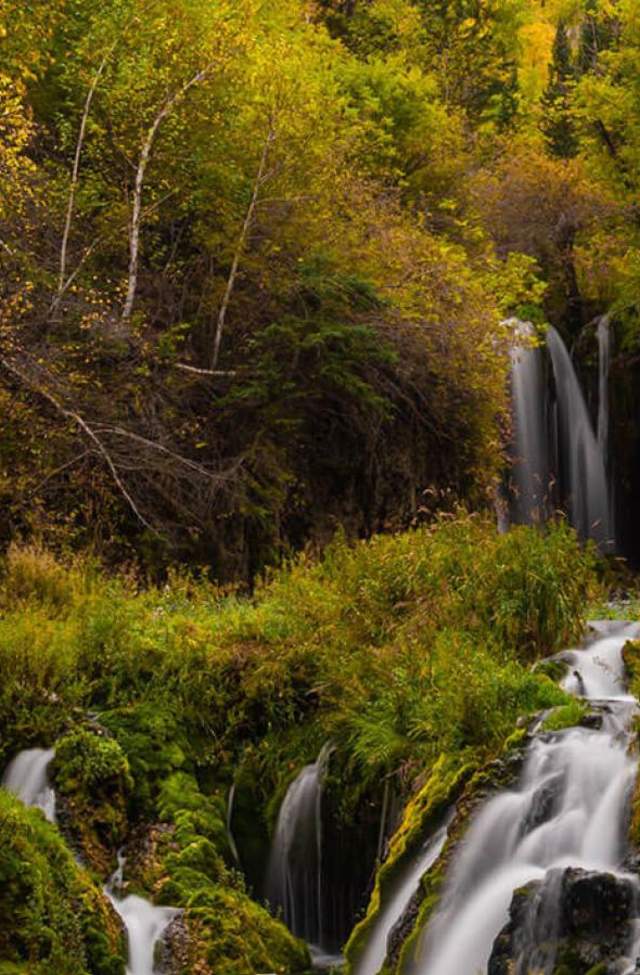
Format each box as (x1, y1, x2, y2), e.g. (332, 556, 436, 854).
(106, 855, 178, 975)
(546, 325, 612, 550)
(353, 822, 449, 975)
(2, 749, 176, 975)
(266, 744, 332, 949)
(413, 620, 640, 975)
(2, 747, 57, 822)
(509, 321, 550, 525)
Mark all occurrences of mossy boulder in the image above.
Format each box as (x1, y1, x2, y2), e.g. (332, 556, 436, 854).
(0, 789, 125, 974)
(52, 728, 133, 874)
(123, 773, 310, 975)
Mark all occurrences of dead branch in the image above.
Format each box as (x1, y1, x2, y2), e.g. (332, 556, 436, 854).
(0, 353, 159, 534)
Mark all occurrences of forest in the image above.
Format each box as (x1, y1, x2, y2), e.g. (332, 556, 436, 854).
(2, 1, 640, 974)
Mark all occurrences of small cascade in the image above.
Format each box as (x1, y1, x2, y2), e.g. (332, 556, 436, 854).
(547, 325, 612, 550)
(2, 747, 57, 822)
(411, 620, 640, 975)
(106, 853, 178, 975)
(2, 749, 177, 975)
(227, 782, 241, 865)
(266, 744, 333, 956)
(508, 321, 551, 525)
(353, 821, 450, 975)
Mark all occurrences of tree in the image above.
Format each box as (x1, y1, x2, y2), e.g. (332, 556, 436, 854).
(541, 21, 579, 158)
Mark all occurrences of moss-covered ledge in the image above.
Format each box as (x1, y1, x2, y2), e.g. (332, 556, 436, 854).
(343, 753, 477, 974)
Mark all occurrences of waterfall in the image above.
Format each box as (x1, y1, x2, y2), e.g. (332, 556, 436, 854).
(266, 744, 333, 955)
(353, 820, 450, 975)
(507, 320, 614, 550)
(597, 315, 610, 456)
(106, 853, 178, 975)
(547, 325, 612, 549)
(508, 321, 550, 525)
(2, 748, 176, 975)
(2, 747, 57, 822)
(411, 620, 640, 975)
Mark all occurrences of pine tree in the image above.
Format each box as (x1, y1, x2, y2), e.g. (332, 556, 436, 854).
(541, 22, 578, 159)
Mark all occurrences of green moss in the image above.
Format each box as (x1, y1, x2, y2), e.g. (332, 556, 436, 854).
(344, 754, 475, 972)
(0, 789, 125, 975)
(534, 657, 570, 684)
(127, 772, 310, 975)
(542, 700, 589, 732)
(52, 729, 132, 874)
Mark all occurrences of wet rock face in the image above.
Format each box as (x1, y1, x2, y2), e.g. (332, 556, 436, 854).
(489, 867, 638, 975)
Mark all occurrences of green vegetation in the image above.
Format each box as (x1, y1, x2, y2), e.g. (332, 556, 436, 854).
(0, 517, 596, 972)
(2, 0, 639, 577)
(0, 790, 125, 975)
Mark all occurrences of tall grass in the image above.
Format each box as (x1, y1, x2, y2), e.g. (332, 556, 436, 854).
(0, 515, 598, 792)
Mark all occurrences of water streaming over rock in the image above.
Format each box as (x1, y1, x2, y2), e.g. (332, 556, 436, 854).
(508, 321, 551, 525)
(2, 747, 57, 822)
(547, 325, 613, 550)
(1, 749, 176, 975)
(352, 820, 450, 975)
(410, 620, 640, 975)
(106, 853, 178, 975)
(266, 744, 333, 957)
(508, 321, 614, 550)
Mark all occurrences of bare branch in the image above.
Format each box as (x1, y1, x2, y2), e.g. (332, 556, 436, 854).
(122, 66, 212, 324)
(58, 49, 112, 299)
(211, 121, 276, 368)
(175, 362, 237, 377)
(0, 354, 159, 535)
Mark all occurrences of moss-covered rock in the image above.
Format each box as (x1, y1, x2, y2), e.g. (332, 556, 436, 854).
(52, 728, 133, 875)
(0, 789, 126, 975)
(343, 754, 476, 974)
(122, 772, 310, 975)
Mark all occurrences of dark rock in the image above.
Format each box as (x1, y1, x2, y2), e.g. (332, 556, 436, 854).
(489, 867, 638, 975)
(518, 772, 563, 839)
(579, 712, 604, 730)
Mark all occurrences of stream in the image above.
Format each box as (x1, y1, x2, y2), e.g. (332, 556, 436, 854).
(413, 619, 640, 975)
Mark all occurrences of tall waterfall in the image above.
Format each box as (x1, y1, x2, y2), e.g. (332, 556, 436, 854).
(2, 748, 176, 975)
(508, 321, 613, 550)
(266, 744, 332, 954)
(412, 620, 640, 975)
(509, 322, 550, 525)
(546, 325, 612, 549)
(2, 747, 57, 822)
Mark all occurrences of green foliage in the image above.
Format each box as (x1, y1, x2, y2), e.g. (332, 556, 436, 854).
(542, 699, 589, 731)
(0, 790, 125, 975)
(52, 729, 133, 873)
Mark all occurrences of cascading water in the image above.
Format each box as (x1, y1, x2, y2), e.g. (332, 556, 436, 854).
(2, 747, 57, 822)
(1, 749, 176, 975)
(106, 853, 178, 975)
(547, 325, 613, 550)
(508, 320, 614, 550)
(409, 620, 640, 975)
(508, 321, 551, 525)
(353, 820, 450, 975)
(266, 743, 334, 962)
(597, 315, 611, 457)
